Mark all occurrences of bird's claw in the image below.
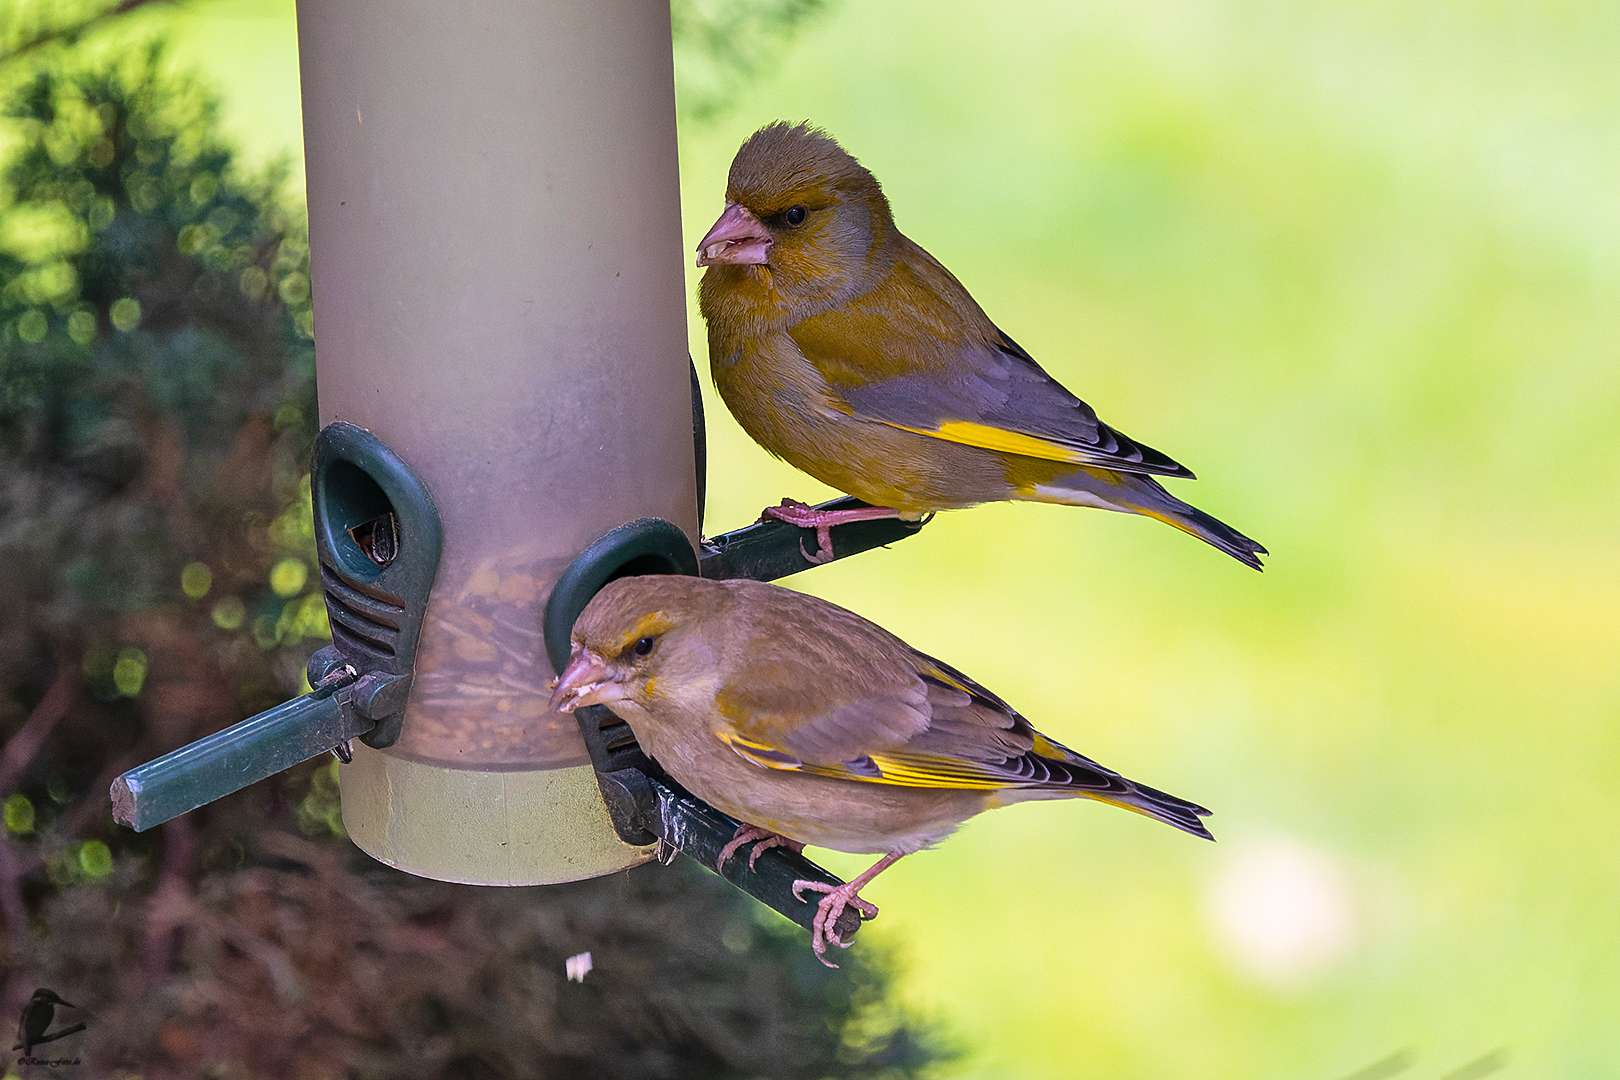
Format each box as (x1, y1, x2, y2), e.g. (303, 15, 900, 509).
(798, 529, 834, 565)
(791, 877, 879, 967)
(760, 498, 907, 565)
(760, 500, 836, 563)
(716, 824, 803, 873)
(756, 498, 815, 525)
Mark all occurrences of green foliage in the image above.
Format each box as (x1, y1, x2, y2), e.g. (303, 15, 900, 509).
(0, 41, 313, 438)
(294, 757, 345, 838)
(0, 42, 322, 674)
(0, 0, 162, 69)
(3, 790, 34, 833)
(672, 0, 830, 120)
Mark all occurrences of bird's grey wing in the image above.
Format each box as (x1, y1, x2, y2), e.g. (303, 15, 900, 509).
(821, 652, 1146, 793)
(710, 623, 936, 771)
(716, 644, 1133, 797)
(838, 328, 1194, 478)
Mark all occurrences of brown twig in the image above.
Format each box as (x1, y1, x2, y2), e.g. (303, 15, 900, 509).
(0, 655, 77, 796)
(0, 0, 172, 70)
(0, 835, 42, 942)
(141, 814, 196, 983)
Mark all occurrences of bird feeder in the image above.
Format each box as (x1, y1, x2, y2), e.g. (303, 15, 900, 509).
(110, 0, 925, 931)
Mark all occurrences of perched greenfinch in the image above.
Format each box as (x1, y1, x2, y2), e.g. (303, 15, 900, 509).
(549, 574, 1212, 964)
(696, 122, 1266, 569)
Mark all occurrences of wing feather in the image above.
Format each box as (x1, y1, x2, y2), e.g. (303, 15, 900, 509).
(836, 332, 1194, 478)
(716, 645, 1128, 798)
(705, 586, 1213, 838)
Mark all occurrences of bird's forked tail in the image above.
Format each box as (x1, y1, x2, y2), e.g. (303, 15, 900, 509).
(1029, 467, 1267, 570)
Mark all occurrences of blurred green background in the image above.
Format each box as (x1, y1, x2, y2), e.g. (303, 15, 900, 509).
(43, 0, 1620, 1076)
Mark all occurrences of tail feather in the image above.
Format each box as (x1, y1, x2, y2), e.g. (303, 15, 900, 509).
(1092, 779, 1215, 841)
(1140, 495, 1268, 571)
(1008, 742, 1216, 840)
(1014, 769, 1215, 839)
(1029, 468, 1267, 570)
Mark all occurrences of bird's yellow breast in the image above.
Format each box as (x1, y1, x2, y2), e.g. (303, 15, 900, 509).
(701, 258, 1036, 513)
(711, 329, 1010, 513)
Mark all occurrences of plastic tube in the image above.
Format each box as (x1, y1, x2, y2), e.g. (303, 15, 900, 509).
(295, 0, 695, 884)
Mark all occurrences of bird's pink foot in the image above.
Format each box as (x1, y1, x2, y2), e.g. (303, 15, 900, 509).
(758, 499, 903, 565)
(789, 851, 904, 967)
(791, 878, 881, 967)
(716, 824, 804, 873)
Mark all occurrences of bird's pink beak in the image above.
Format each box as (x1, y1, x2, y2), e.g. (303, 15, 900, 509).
(548, 644, 611, 713)
(696, 202, 772, 267)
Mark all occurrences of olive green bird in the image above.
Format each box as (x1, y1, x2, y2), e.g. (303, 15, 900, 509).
(697, 121, 1266, 569)
(549, 574, 1213, 964)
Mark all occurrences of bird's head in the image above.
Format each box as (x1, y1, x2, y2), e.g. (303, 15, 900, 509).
(697, 122, 893, 314)
(548, 575, 729, 720)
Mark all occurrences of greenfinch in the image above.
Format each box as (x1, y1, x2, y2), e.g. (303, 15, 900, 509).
(697, 122, 1266, 569)
(548, 574, 1212, 964)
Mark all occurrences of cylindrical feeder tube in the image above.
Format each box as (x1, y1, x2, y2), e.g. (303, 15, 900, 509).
(295, 0, 696, 884)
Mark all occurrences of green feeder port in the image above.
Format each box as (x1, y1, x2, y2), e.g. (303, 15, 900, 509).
(111, 422, 443, 833)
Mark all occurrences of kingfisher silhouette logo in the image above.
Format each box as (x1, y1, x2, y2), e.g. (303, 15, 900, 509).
(13, 988, 84, 1065)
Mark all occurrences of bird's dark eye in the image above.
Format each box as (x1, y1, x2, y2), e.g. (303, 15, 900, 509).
(632, 636, 656, 658)
(783, 205, 808, 227)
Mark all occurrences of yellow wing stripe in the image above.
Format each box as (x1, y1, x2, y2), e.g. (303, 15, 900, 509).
(800, 753, 1009, 790)
(725, 723, 1061, 793)
(721, 734, 803, 771)
(915, 659, 976, 696)
(870, 755, 1008, 789)
(875, 418, 1098, 465)
(1029, 733, 1063, 759)
(725, 733, 1003, 788)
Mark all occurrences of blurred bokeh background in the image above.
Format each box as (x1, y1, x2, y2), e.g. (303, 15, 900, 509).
(3, 0, 1616, 1077)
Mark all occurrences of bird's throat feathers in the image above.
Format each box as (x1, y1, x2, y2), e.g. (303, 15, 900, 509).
(701, 124, 901, 340)
(700, 215, 896, 341)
